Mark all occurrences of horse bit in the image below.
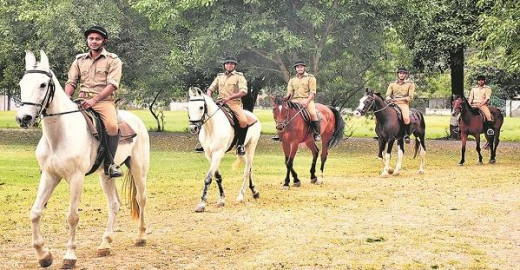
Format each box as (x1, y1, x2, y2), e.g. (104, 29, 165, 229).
(274, 102, 306, 132)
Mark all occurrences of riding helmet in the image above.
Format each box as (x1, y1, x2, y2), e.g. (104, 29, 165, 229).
(477, 75, 486, 81)
(84, 26, 109, 39)
(223, 56, 238, 65)
(293, 60, 306, 68)
(396, 67, 408, 73)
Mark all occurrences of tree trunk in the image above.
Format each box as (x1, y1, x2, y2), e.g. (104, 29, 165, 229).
(449, 45, 465, 96)
(149, 89, 164, 132)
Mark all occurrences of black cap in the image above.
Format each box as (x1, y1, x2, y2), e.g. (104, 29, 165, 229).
(293, 60, 306, 68)
(223, 56, 238, 65)
(477, 75, 486, 81)
(84, 26, 108, 39)
(397, 67, 408, 73)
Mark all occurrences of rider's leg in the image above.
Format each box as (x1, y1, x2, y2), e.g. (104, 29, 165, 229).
(397, 102, 411, 144)
(308, 100, 321, 141)
(93, 101, 122, 178)
(230, 104, 248, 156)
(481, 105, 495, 136)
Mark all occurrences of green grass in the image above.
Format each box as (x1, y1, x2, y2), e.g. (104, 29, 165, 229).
(3, 110, 520, 141)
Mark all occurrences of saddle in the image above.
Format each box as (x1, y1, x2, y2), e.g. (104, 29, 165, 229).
(79, 108, 137, 175)
(388, 103, 419, 124)
(287, 101, 323, 126)
(217, 104, 258, 153)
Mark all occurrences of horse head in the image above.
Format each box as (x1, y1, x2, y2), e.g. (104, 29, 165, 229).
(451, 94, 464, 116)
(187, 86, 207, 134)
(271, 96, 292, 131)
(16, 50, 56, 128)
(354, 89, 376, 117)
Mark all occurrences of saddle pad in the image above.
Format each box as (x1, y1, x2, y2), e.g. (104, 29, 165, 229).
(81, 110, 136, 144)
(219, 105, 257, 126)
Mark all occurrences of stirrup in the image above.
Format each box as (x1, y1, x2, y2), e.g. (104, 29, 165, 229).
(108, 164, 123, 178)
(404, 135, 410, 144)
(194, 146, 204, 152)
(271, 134, 280, 141)
(486, 128, 495, 136)
(236, 145, 246, 156)
(453, 127, 460, 134)
(314, 134, 321, 142)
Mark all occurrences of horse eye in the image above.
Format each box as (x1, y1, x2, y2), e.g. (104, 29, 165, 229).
(40, 83, 46, 88)
(199, 106, 203, 110)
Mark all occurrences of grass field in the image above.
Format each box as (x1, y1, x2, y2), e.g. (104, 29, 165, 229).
(3, 109, 520, 141)
(1, 121, 520, 269)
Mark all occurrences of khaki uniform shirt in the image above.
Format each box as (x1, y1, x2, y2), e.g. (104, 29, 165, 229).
(208, 70, 247, 105)
(386, 80, 415, 103)
(469, 85, 492, 105)
(65, 48, 122, 100)
(287, 73, 317, 99)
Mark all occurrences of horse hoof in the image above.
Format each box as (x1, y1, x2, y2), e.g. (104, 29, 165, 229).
(387, 169, 394, 174)
(418, 170, 425, 175)
(38, 251, 53, 268)
(282, 185, 290, 190)
(97, 248, 111, 257)
(194, 206, 205, 213)
(62, 259, 76, 269)
(310, 177, 318, 184)
(380, 173, 389, 178)
(478, 162, 483, 165)
(489, 159, 496, 164)
(293, 181, 301, 187)
(392, 171, 400, 176)
(458, 163, 463, 166)
(253, 192, 260, 199)
(314, 179, 323, 185)
(135, 239, 147, 247)
(217, 202, 225, 207)
(236, 197, 244, 203)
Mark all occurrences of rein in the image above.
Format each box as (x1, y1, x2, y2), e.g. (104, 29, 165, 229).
(188, 98, 222, 125)
(275, 103, 306, 132)
(17, 70, 85, 118)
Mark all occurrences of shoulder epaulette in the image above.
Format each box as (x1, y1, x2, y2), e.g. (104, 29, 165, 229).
(217, 72, 225, 76)
(305, 73, 315, 78)
(75, 53, 88, 59)
(234, 71, 244, 76)
(107, 53, 119, 59)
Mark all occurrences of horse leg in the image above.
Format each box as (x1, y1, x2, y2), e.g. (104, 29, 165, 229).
(378, 138, 386, 161)
(475, 136, 483, 165)
(215, 170, 225, 207)
(490, 131, 500, 163)
(97, 173, 120, 256)
(459, 134, 467, 166)
(393, 140, 404, 176)
(282, 156, 291, 189)
(196, 151, 224, 212)
(62, 172, 85, 269)
(418, 136, 426, 174)
(30, 172, 60, 268)
(317, 144, 329, 185)
(381, 139, 394, 177)
(128, 161, 148, 247)
(305, 140, 319, 184)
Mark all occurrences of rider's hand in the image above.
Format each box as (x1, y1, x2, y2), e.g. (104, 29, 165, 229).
(80, 98, 97, 109)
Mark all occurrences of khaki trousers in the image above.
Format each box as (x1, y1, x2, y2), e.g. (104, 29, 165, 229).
(395, 101, 410, 125)
(92, 101, 118, 136)
(228, 103, 248, 128)
(293, 99, 319, 121)
(472, 104, 492, 121)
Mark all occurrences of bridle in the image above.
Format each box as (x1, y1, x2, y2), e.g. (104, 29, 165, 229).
(452, 98, 463, 114)
(188, 97, 222, 127)
(356, 95, 391, 115)
(16, 69, 85, 117)
(273, 101, 306, 132)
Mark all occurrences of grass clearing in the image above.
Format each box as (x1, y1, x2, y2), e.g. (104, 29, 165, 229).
(1, 129, 519, 269)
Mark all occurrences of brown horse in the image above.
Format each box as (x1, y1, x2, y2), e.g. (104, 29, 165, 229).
(451, 94, 504, 165)
(354, 90, 426, 177)
(271, 97, 345, 188)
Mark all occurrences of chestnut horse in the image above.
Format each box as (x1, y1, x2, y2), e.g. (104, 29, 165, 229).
(271, 97, 345, 188)
(354, 90, 426, 177)
(451, 94, 504, 165)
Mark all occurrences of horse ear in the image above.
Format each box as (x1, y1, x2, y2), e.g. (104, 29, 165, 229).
(269, 96, 275, 106)
(39, 50, 49, 70)
(188, 86, 195, 97)
(25, 50, 36, 70)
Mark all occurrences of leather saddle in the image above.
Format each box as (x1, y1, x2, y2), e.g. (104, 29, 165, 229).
(286, 101, 323, 132)
(388, 103, 419, 124)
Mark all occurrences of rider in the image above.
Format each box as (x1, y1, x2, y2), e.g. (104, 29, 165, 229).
(469, 75, 494, 136)
(64, 26, 123, 178)
(273, 60, 321, 141)
(385, 66, 415, 143)
(206, 56, 249, 156)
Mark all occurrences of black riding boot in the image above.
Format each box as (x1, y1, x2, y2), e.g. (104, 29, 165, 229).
(312, 121, 321, 142)
(236, 126, 249, 156)
(106, 132, 123, 178)
(486, 121, 495, 136)
(404, 124, 411, 144)
(271, 134, 280, 141)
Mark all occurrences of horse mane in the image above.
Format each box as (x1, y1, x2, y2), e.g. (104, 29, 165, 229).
(453, 94, 480, 114)
(274, 97, 302, 110)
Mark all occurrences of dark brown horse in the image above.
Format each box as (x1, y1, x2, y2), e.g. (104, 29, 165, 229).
(354, 90, 426, 177)
(451, 94, 504, 165)
(271, 97, 345, 189)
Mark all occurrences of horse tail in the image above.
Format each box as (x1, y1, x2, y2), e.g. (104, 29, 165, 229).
(413, 112, 426, 159)
(327, 106, 345, 148)
(232, 157, 243, 170)
(123, 171, 140, 220)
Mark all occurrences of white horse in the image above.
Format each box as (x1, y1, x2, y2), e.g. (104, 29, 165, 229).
(15, 50, 150, 268)
(187, 87, 261, 212)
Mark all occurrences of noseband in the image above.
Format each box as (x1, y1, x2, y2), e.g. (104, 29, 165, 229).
(274, 102, 305, 132)
(16, 70, 56, 117)
(357, 95, 390, 115)
(188, 98, 209, 126)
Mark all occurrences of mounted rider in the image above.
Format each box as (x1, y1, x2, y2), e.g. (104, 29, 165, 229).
(282, 60, 321, 141)
(64, 26, 123, 178)
(385, 66, 415, 143)
(469, 75, 494, 136)
(206, 56, 249, 156)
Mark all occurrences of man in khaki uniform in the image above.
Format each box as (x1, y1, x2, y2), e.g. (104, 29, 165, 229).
(282, 60, 321, 141)
(386, 67, 415, 143)
(469, 75, 494, 135)
(206, 56, 249, 156)
(64, 26, 123, 178)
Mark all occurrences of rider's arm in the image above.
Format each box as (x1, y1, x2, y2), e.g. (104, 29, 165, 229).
(306, 76, 317, 104)
(385, 83, 393, 100)
(207, 76, 219, 97)
(64, 59, 80, 98)
(284, 79, 294, 100)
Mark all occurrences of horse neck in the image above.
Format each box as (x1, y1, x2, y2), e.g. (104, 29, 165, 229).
(41, 76, 86, 141)
(202, 95, 228, 132)
(459, 98, 475, 120)
(372, 96, 392, 122)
